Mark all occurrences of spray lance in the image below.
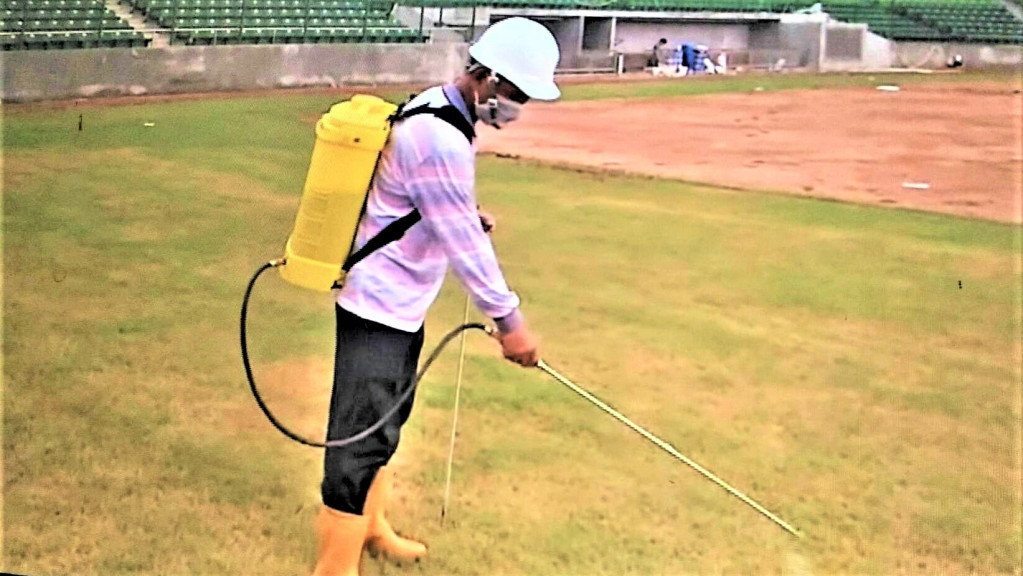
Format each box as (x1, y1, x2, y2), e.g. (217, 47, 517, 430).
(239, 94, 802, 539)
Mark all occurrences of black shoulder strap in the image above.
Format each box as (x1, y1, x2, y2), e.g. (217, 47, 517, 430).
(337, 97, 475, 281)
(341, 209, 421, 273)
(396, 103, 476, 144)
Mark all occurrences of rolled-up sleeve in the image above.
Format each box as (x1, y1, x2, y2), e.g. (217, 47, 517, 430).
(405, 144, 523, 330)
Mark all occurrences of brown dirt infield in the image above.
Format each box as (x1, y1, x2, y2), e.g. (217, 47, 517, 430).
(478, 80, 1023, 224)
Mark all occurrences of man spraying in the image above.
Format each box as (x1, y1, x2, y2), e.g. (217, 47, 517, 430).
(312, 17, 562, 576)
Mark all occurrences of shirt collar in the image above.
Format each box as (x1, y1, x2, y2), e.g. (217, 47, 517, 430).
(442, 83, 474, 125)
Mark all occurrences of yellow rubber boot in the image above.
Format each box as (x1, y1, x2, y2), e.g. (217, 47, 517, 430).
(311, 506, 369, 576)
(364, 467, 428, 562)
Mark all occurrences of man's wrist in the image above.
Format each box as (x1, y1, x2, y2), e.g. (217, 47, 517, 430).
(494, 309, 523, 333)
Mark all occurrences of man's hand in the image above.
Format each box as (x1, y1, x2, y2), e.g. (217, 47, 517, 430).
(479, 209, 496, 234)
(497, 324, 539, 367)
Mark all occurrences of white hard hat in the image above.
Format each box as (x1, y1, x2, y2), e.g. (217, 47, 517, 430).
(469, 17, 561, 101)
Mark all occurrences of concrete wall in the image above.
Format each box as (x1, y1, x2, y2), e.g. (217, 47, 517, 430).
(861, 29, 895, 69)
(582, 16, 613, 51)
(820, 36, 1020, 71)
(573, 49, 618, 70)
(392, 6, 490, 40)
(747, 21, 780, 50)
(433, 6, 485, 27)
(613, 21, 749, 53)
(747, 18, 822, 69)
(818, 25, 890, 71)
(543, 16, 585, 68)
(6, 13, 1015, 104)
(893, 42, 1023, 69)
(823, 23, 865, 61)
(1, 42, 469, 103)
(395, 5, 490, 31)
(778, 17, 824, 69)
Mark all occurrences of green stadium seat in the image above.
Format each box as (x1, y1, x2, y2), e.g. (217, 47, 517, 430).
(302, 25, 322, 41)
(238, 25, 260, 40)
(258, 27, 280, 42)
(0, 31, 23, 48)
(6, 0, 439, 47)
(191, 26, 239, 43)
(99, 28, 130, 45)
(16, 29, 38, 46)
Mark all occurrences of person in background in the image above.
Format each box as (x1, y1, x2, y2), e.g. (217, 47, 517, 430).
(648, 37, 668, 67)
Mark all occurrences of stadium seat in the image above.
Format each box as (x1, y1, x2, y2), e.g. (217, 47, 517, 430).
(127, 0, 426, 46)
(818, 0, 1022, 43)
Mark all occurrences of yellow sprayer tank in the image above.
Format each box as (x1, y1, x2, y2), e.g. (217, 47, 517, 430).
(279, 95, 398, 292)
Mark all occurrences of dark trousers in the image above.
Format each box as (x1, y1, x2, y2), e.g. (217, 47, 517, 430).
(321, 305, 425, 515)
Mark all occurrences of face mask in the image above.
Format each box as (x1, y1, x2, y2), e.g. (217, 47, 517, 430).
(475, 76, 522, 129)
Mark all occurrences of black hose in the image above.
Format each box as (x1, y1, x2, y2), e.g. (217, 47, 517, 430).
(240, 261, 491, 449)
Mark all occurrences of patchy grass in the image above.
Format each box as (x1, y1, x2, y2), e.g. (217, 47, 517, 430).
(3, 82, 1021, 575)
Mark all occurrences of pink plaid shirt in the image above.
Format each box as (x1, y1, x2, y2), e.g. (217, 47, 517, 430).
(336, 85, 523, 333)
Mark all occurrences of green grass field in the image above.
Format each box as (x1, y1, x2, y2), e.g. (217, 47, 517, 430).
(2, 74, 1021, 575)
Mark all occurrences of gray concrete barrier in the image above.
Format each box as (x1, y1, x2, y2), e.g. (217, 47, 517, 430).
(1, 42, 469, 103)
(893, 42, 1022, 69)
